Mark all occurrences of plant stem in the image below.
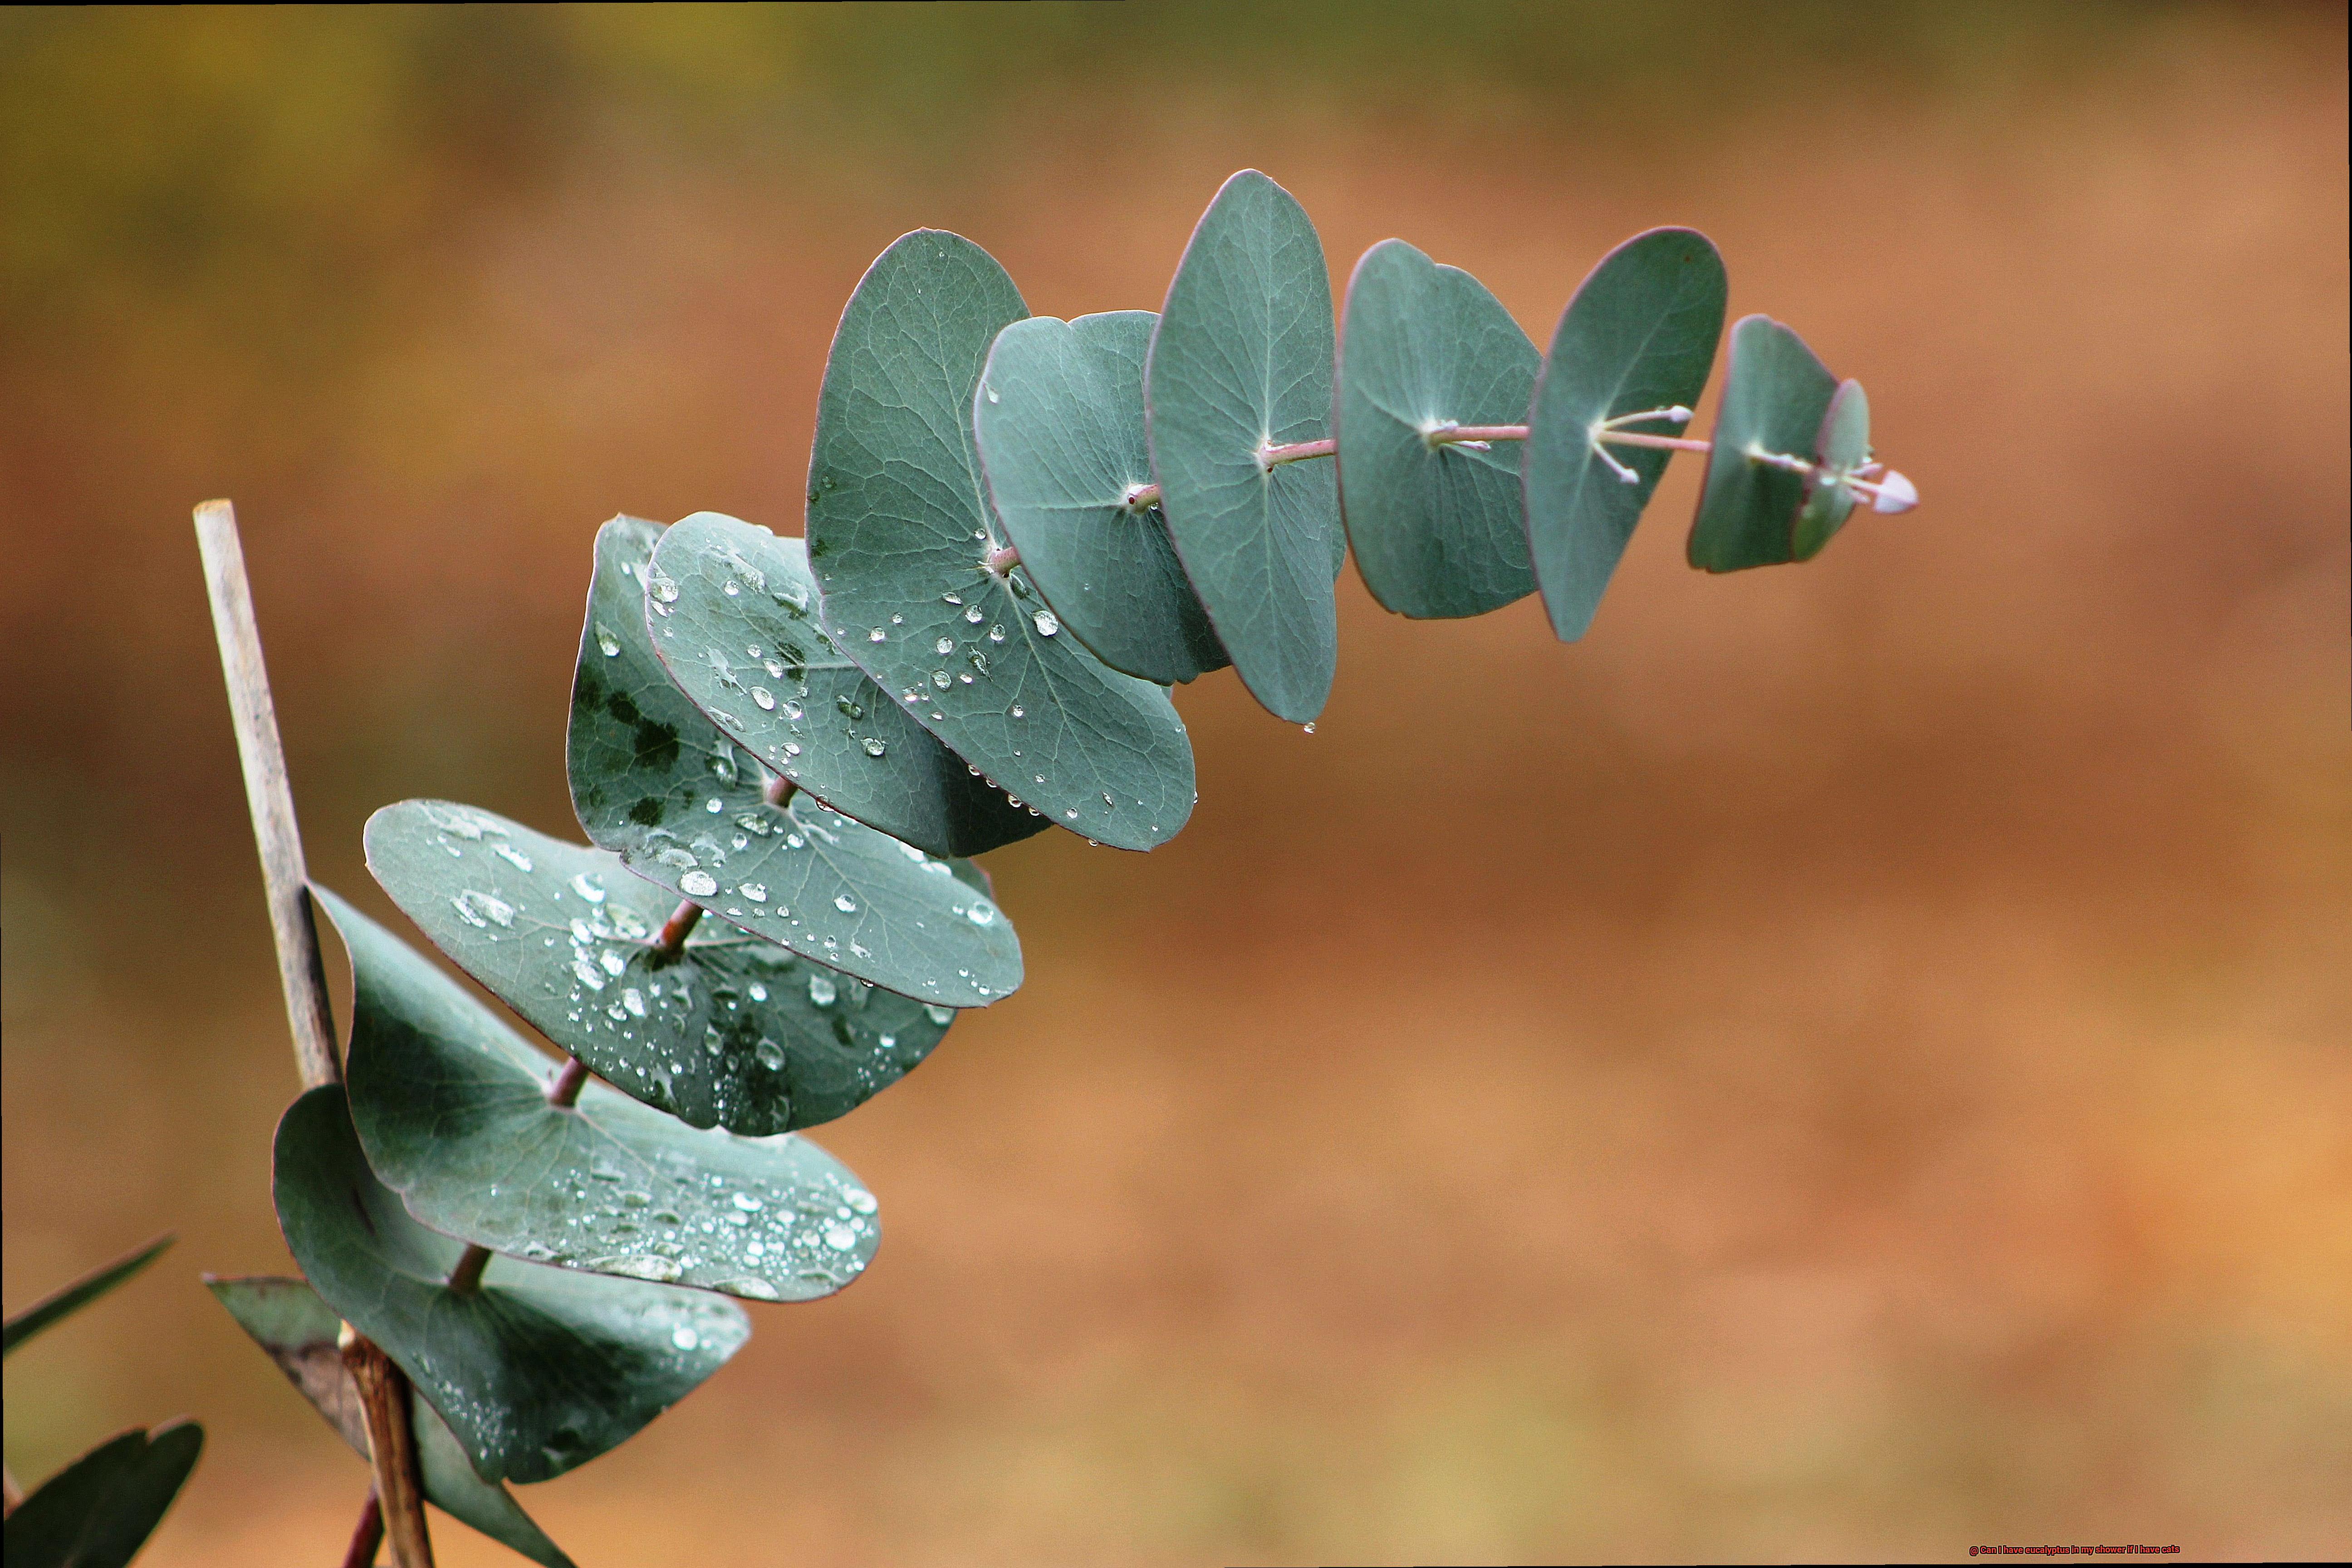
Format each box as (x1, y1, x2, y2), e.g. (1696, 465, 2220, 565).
(1433, 424, 1530, 443)
(656, 899, 705, 954)
(1260, 436, 1336, 466)
(764, 773, 798, 809)
(341, 1486, 385, 1568)
(195, 501, 341, 1091)
(444, 1245, 491, 1295)
(197, 500, 435, 1568)
(983, 543, 1021, 575)
(339, 1326, 434, 1568)
(547, 1056, 591, 1109)
(1597, 431, 1711, 454)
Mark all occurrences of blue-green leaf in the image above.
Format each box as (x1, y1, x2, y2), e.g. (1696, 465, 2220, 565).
(1147, 170, 1342, 722)
(320, 886, 882, 1303)
(806, 231, 1196, 850)
(645, 512, 1044, 858)
(1523, 228, 1727, 638)
(206, 1276, 574, 1568)
(570, 517, 1022, 1007)
(365, 800, 952, 1136)
(1794, 377, 1869, 562)
(1335, 238, 1538, 619)
(1687, 315, 1839, 572)
(272, 1084, 750, 1483)
(975, 312, 1228, 684)
(3, 1235, 172, 1358)
(3, 1424, 201, 1568)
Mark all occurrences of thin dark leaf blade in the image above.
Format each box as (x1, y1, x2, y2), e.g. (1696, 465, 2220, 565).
(272, 1084, 750, 1484)
(206, 1277, 575, 1568)
(646, 512, 1044, 857)
(366, 801, 953, 1135)
(318, 887, 882, 1303)
(3, 1234, 172, 1358)
(1794, 377, 1870, 561)
(975, 311, 1228, 684)
(806, 230, 1196, 849)
(1147, 170, 1343, 722)
(570, 517, 1023, 1007)
(3, 1424, 202, 1568)
(1523, 228, 1727, 638)
(1335, 239, 1539, 619)
(1687, 314, 1839, 572)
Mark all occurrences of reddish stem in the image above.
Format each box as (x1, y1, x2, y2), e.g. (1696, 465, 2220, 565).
(546, 1056, 590, 1109)
(341, 1485, 385, 1568)
(655, 899, 704, 954)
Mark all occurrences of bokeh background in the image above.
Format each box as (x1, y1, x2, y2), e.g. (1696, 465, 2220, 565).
(4, 5, 2346, 1563)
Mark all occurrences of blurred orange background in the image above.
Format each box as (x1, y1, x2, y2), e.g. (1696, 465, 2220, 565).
(3, 5, 2346, 1563)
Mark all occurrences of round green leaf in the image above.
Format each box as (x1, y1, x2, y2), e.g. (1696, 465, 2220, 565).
(570, 516, 1023, 1007)
(207, 1277, 574, 1568)
(1523, 227, 1728, 639)
(1687, 314, 1839, 573)
(366, 800, 952, 1136)
(645, 512, 1044, 858)
(805, 230, 1196, 850)
(273, 1084, 751, 1484)
(320, 886, 883, 1303)
(1335, 239, 1539, 619)
(975, 312, 1229, 684)
(3, 1424, 201, 1568)
(1794, 377, 1869, 562)
(1147, 169, 1343, 722)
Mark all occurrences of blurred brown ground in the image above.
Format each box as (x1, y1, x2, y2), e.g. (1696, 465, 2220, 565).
(3, 5, 2346, 1563)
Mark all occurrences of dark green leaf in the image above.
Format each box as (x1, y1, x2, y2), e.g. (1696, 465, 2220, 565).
(318, 886, 882, 1302)
(272, 1084, 750, 1483)
(1335, 238, 1538, 619)
(975, 311, 1228, 684)
(1794, 377, 1869, 562)
(1523, 228, 1727, 638)
(1687, 315, 1839, 573)
(570, 517, 1023, 1007)
(206, 1277, 573, 1568)
(3, 1424, 201, 1568)
(805, 230, 1196, 850)
(3, 1235, 172, 1358)
(365, 801, 952, 1135)
(1146, 170, 1343, 722)
(645, 512, 1044, 858)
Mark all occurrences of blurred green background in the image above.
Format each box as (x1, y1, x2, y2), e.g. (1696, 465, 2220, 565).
(4, 4, 2346, 1563)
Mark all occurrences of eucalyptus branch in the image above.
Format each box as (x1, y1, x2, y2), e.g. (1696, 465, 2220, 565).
(197, 501, 435, 1568)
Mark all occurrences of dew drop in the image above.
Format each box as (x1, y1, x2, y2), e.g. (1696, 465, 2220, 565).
(753, 688, 776, 711)
(823, 1224, 858, 1251)
(571, 873, 608, 904)
(862, 737, 887, 757)
(808, 974, 838, 1007)
(681, 871, 719, 897)
(833, 894, 858, 913)
(1032, 609, 1060, 636)
(965, 902, 996, 926)
(740, 882, 768, 902)
(596, 626, 622, 657)
(935, 636, 956, 655)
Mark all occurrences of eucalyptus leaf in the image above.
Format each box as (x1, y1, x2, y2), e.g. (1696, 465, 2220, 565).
(1146, 169, 1342, 722)
(273, 1084, 750, 1484)
(319, 886, 882, 1303)
(206, 1277, 573, 1568)
(3, 1234, 172, 1357)
(1687, 314, 1838, 573)
(975, 312, 1228, 684)
(1335, 239, 1538, 619)
(1523, 228, 1727, 638)
(1794, 377, 1869, 561)
(646, 512, 1044, 858)
(3, 1424, 201, 1568)
(571, 516, 1023, 1006)
(366, 801, 952, 1135)
(805, 230, 1196, 850)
